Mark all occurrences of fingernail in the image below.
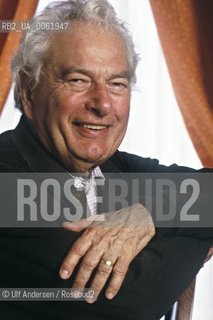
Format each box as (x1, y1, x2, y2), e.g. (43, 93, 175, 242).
(60, 269, 69, 279)
(86, 298, 95, 304)
(106, 292, 114, 299)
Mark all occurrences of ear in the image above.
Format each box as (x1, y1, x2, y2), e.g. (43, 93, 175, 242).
(18, 73, 34, 120)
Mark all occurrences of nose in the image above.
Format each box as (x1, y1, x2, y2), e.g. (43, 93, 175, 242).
(85, 84, 112, 117)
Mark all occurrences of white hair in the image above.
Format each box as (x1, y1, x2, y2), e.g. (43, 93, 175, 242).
(11, 0, 140, 110)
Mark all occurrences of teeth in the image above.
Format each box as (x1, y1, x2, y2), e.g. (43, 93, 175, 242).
(83, 124, 107, 130)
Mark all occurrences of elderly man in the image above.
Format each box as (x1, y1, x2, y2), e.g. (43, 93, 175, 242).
(0, 0, 212, 319)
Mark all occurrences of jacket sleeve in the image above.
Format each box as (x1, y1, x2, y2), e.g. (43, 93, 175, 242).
(114, 151, 213, 240)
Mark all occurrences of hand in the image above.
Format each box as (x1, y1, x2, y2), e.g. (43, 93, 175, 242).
(59, 203, 155, 303)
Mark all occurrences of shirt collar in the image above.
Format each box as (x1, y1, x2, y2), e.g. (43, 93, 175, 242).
(70, 166, 105, 190)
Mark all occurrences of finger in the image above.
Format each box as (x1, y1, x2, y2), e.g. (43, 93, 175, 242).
(71, 232, 113, 291)
(59, 233, 93, 279)
(86, 256, 116, 303)
(72, 248, 103, 291)
(105, 258, 129, 300)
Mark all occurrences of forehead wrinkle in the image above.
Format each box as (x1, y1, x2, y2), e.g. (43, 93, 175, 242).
(60, 65, 130, 81)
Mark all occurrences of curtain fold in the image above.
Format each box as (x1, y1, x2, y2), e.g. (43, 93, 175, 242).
(0, 0, 38, 114)
(150, 0, 213, 167)
(0, 0, 19, 54)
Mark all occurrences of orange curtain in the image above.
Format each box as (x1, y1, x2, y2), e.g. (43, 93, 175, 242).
(150, 0, 213, 167)
(0, 0, 19, 55)
(0, 0, 38, 114)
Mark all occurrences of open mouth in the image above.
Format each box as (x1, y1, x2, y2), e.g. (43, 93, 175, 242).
(75, 122, 109, 131)
(82, 124, 107, 130)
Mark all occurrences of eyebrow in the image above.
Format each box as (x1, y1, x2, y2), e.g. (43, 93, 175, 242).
(60, 66, 131, 81)
(61, 67, 91, 78)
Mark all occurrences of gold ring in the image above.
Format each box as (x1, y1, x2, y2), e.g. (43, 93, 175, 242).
(104, 260, 113, 267)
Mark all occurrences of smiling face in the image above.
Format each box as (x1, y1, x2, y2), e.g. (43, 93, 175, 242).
(21, 22, 131, 173)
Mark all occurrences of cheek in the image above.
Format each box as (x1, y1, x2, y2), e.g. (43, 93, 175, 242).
(54, 92, 84, 115)
(116, 97, 130, 124)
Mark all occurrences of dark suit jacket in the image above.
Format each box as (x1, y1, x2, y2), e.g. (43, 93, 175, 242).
(0, 116, 212, 320)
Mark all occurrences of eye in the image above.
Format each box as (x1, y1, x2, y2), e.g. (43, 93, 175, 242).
(107, 79, 129, 93)
(65, 74, 91, 92)
(69, 78, 84, 83)
(68, 78, 89, 86)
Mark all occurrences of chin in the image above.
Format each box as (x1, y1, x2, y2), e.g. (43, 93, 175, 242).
(84, 145, 111, 162)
